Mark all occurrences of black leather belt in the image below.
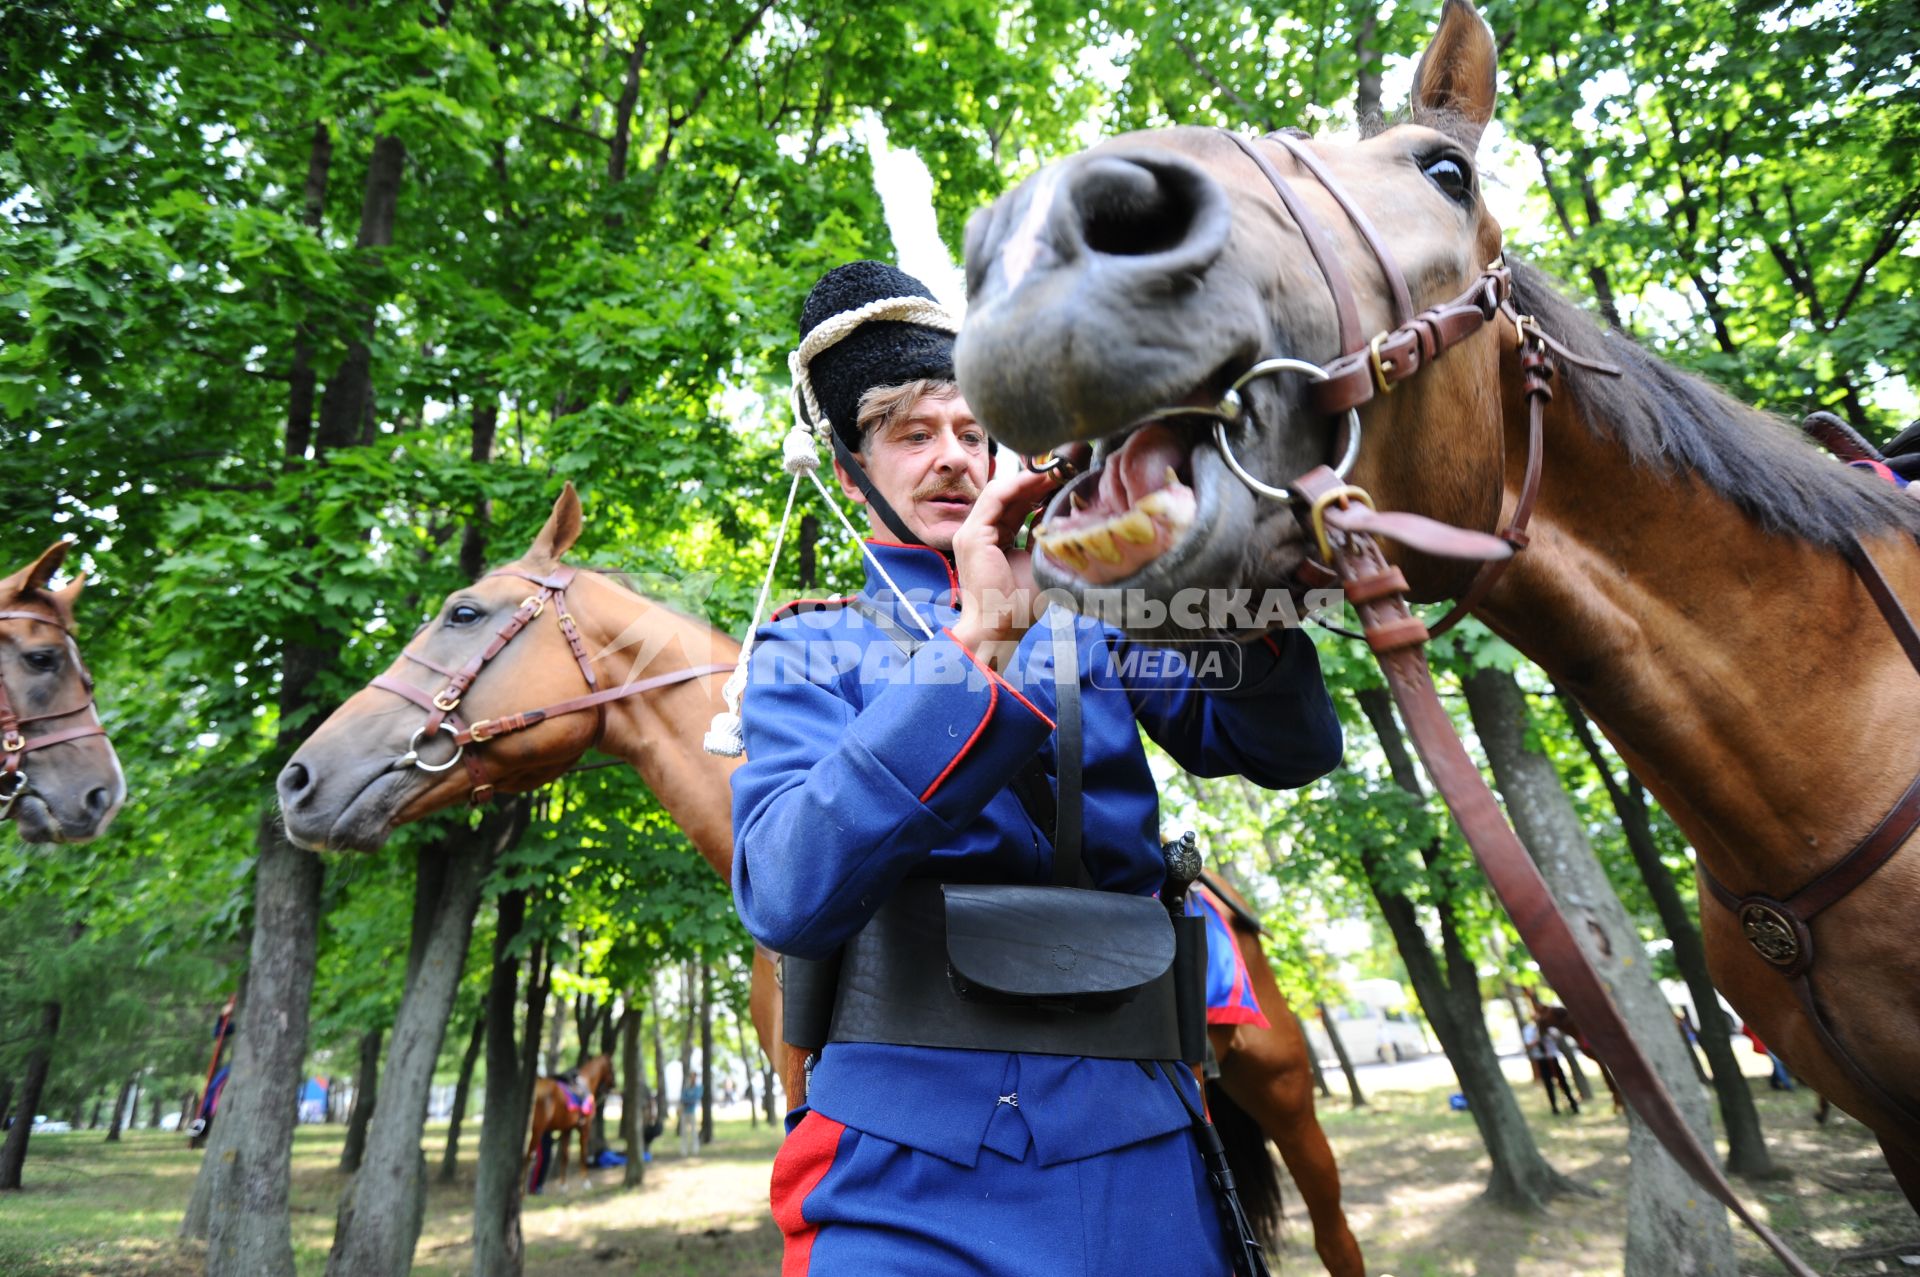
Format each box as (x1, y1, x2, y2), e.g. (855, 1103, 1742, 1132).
(799, 880, 1205, 1061)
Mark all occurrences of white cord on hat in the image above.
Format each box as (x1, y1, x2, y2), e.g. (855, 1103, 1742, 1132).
(707, 296, 960, 757)
(786, 295, 961, 441)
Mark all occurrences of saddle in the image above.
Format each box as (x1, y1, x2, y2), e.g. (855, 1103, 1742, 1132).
(551, 1077, 593, 1118)
(1803, 409, 1920, 481)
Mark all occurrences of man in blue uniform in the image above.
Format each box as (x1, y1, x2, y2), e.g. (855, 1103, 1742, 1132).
(731, 261, 1342, 1276)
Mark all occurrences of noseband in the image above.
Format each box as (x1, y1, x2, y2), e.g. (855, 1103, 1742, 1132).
(370, 564, 733, 804)
(0, 610, 110, 820)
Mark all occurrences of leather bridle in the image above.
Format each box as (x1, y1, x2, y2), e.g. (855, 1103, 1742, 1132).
(0, 609, 111, 821)
(370, 564, 733, 805)
(1181, 127, 1826, 1275)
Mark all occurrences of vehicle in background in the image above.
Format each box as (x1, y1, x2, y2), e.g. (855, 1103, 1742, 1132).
(30, 1116, 72, 1133)
(1305, 978, 1432, 1066)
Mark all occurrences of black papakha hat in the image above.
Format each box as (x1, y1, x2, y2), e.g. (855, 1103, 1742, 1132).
(794, 261, 958, 455)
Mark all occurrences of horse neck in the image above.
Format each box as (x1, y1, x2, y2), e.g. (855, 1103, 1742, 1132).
(1473, 383, 1920, 892)
(566, 572, 742, 881)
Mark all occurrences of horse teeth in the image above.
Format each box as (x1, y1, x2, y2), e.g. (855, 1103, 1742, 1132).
(1164, 466, 1180, 488)
(1070, 490, 1087, 514)
(1082, 528, 1122, 563)
(1113, 510, 1156, 544)
(1040, 533, 1088, 571)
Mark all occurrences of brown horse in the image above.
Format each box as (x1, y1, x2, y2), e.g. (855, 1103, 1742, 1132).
(1521, 985, 1622, 1115)
(279, 487, 1364, 1273)
(526, 1053, 615, 1191)
(953, 0, 1920, 1204)
(1, 541, 122, 843)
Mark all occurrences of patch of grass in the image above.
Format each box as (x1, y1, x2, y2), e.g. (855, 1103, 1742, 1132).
(0, 1074, 1912, 1277)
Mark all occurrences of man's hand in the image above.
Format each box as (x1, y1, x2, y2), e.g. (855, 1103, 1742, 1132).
(948, 466, 1062, 670)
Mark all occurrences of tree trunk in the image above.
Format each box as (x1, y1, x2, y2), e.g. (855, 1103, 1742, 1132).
(1314, 1001, 1367, 1108)
(472, 892, 549, 1277)
(0, 1076, 13, 1129)
(699, 962, 714, 1146)
(106, 1074, 135, 1142)
(1357, 687, 1578, 1213)
(650, 992, 666, 1116)
(1559, 695, 1776, 1178)
(182, 1054, 245, 1239)
(621, 1008, 647, 1188)
(0, 1002, 62, 1189)
(127, 1073, 143, 1131)
(329, 811, 516, 1277)
(148, 1086, 163, 1131)
(735, 1012, 758, 1128)
(1555, 1035, 1595, 1101)
(89, 1098, 104, 1130)
(202, 812, 324, 1277)
(440, 1010, 487, 1186)
(1296, 1011, 1334, 1099)
(339, 1028, 383, 1174)
(1463, 667, 1736, 1276)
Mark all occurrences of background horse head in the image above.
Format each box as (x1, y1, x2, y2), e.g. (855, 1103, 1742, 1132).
(277, 484, 738, 854)
(1, 541, 122, 843)
(958, 0, 1920, 1203)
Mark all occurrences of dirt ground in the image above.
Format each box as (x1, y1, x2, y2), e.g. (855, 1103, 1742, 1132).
(1, 1058, 1914, 1276)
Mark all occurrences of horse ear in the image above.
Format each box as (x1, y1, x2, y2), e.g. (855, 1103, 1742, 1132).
(49, 573, 86, 629)
(526, 483, 584, 565)
(1410, 0, 1499, 151)
(23, 540, 70, 592)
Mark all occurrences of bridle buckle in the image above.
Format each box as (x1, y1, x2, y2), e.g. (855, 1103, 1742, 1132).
(2, 731, 23, 753)
(469, 718, 496, 743)
(432, 690, 462, 713)
(1307, 484, 1377, 564)
(1367, 333, 1397, 398)
(522, 594, 547, 620)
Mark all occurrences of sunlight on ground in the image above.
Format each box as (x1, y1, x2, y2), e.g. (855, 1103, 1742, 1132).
(1, 1069, 1913, 1277)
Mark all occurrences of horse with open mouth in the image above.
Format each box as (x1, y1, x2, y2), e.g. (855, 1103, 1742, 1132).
(1, 541, 123, 843)
(956, 0, 1920, 1210)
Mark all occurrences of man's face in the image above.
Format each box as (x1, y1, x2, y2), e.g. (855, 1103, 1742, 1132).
(837, 392, 990, 552)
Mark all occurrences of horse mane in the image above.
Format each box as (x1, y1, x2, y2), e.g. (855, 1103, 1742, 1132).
(1508, 257, 1920, 548)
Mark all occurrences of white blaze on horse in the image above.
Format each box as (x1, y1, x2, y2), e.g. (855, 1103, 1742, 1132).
(1, 541, 122, 843)
(954, 0, 1920, 1208)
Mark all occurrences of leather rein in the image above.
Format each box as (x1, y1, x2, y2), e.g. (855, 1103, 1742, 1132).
(370, 564, 733, 804)
(0, 608, 110, 820)
(1200, 127, 1833, 1275)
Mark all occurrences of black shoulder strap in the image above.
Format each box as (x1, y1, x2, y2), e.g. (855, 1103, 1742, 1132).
(1050, 611, 1087, 887)
(851, 599, 1086, 885)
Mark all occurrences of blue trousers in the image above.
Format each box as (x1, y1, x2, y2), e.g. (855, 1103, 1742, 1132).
(771, 1101, 1232, 1276)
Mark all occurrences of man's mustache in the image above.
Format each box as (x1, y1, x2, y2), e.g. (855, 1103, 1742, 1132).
(915, 481, 979, 502)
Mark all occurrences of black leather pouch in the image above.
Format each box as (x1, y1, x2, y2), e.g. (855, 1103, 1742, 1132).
(942, 883, 1176, 1011)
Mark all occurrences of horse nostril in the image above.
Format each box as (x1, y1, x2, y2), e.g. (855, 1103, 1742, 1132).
(84, 786, 113, 817)
(1072, 157, 1207, 258)
(279, 761, 313, 804)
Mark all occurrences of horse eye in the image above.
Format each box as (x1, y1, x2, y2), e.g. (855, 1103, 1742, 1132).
(448, 604, 483, 626)
(23, 650, 60, 674)
(1421, 155, 1473, 205)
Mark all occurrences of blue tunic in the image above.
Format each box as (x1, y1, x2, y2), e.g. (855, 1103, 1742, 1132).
(731, 540, 1341, 1271)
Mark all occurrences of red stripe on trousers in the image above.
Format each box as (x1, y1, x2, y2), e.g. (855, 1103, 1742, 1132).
(771, 1111, 846, 1277)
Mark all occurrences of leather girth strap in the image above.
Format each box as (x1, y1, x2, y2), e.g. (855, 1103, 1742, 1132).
(1693, 536, 1920, 1130)
(1295, 466, 1818, 1277)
